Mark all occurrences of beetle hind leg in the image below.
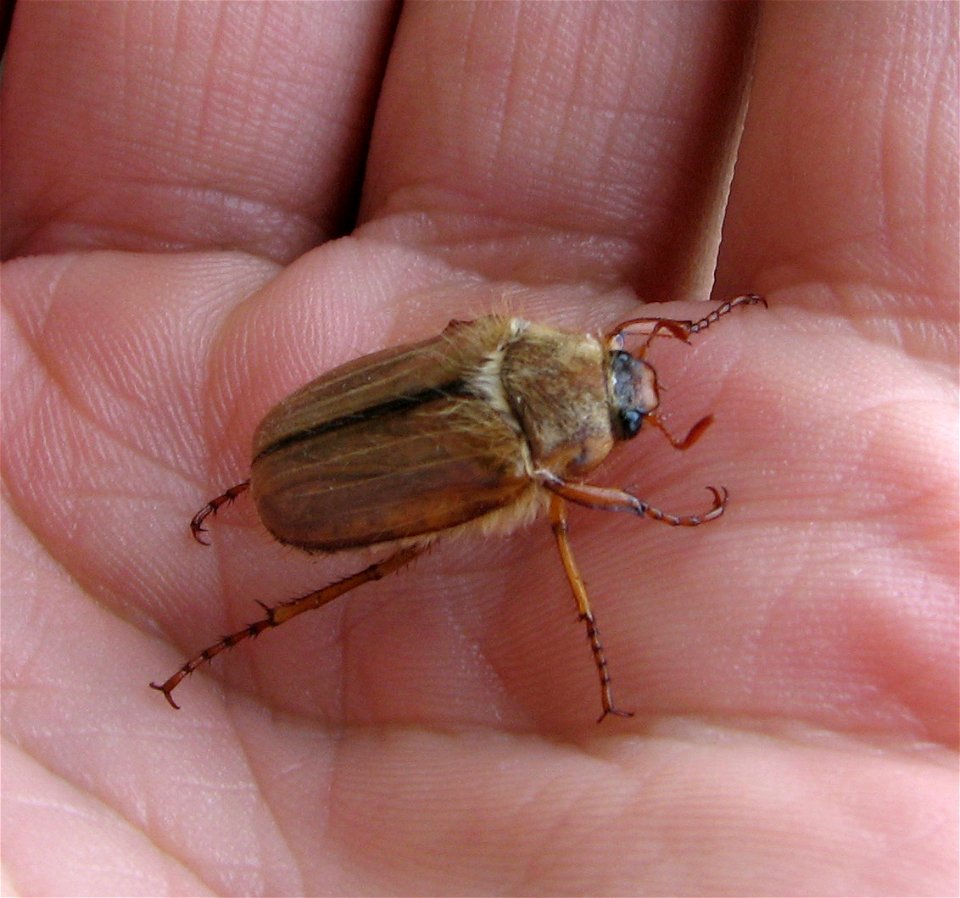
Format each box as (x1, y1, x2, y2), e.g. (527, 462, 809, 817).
(190, 480, 251, 545)
(151, 542, 427, 708)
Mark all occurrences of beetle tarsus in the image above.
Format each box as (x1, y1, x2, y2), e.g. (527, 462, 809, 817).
(641, 485, 728, 526)
(150, 679, 182, 710)
(190, 480, 251, 544)
(686, 293, 767, 336)
(581, 610, 635, 723)
(597, 705, 635, 724)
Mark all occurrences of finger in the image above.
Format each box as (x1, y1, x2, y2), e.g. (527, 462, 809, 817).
(708, 3, 958, 746)
(717, 2, 958, 339)
(361, 3, 758, 298)
(2, 2, 396, 262)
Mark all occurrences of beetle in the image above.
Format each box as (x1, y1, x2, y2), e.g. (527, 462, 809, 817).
(151, 294, 765, 720)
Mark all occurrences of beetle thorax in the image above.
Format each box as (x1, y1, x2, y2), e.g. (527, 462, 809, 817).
(494, 323, 616, 477)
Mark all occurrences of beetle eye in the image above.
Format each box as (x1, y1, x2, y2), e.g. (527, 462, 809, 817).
(617, 407, 643, 438)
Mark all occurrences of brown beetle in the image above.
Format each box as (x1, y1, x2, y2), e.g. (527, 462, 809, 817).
(152, 294, 765, 720)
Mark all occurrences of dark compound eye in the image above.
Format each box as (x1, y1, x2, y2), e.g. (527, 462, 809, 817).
(617, 406, 643, 439)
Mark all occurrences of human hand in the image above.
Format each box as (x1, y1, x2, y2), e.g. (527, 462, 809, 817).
(3, 4, 956, 895)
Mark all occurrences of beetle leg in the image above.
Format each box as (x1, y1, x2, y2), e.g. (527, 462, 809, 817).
(685, 293, 767, 337)
(190, 480, 251, 545)
(151, 543, 427, 708)
(605, 317, 690, 347)
(540, 474, 728, 527)
(549, 494, 633, 723)
(647, 412, 714, 451)
(606, 293, 766, 347)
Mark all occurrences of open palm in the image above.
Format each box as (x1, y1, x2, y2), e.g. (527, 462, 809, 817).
(3, 4, 956, 895)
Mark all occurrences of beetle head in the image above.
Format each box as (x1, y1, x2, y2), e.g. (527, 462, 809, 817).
(606, 343, 712, 452)
(608, 350, 659, 441)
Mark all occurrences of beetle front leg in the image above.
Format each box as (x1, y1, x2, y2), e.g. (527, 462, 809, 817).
(606, 293, 766, 347)
(685, 293, 767, 337)
(549, 495, 632, 723)
(540, 473, 728, 526)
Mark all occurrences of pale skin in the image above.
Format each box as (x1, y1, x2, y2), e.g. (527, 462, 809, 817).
(2, 3, 956, 895)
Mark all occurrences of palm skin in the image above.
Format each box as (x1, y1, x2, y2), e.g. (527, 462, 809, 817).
(2, 3, 956, 895)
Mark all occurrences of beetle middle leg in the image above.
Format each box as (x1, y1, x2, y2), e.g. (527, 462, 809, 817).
(549, 494, 633, 722)
(151, 542, 427, 708)
(541, 479, 727, 722)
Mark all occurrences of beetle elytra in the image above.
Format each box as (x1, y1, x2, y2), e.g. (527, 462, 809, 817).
(151, 294, 765, 720)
